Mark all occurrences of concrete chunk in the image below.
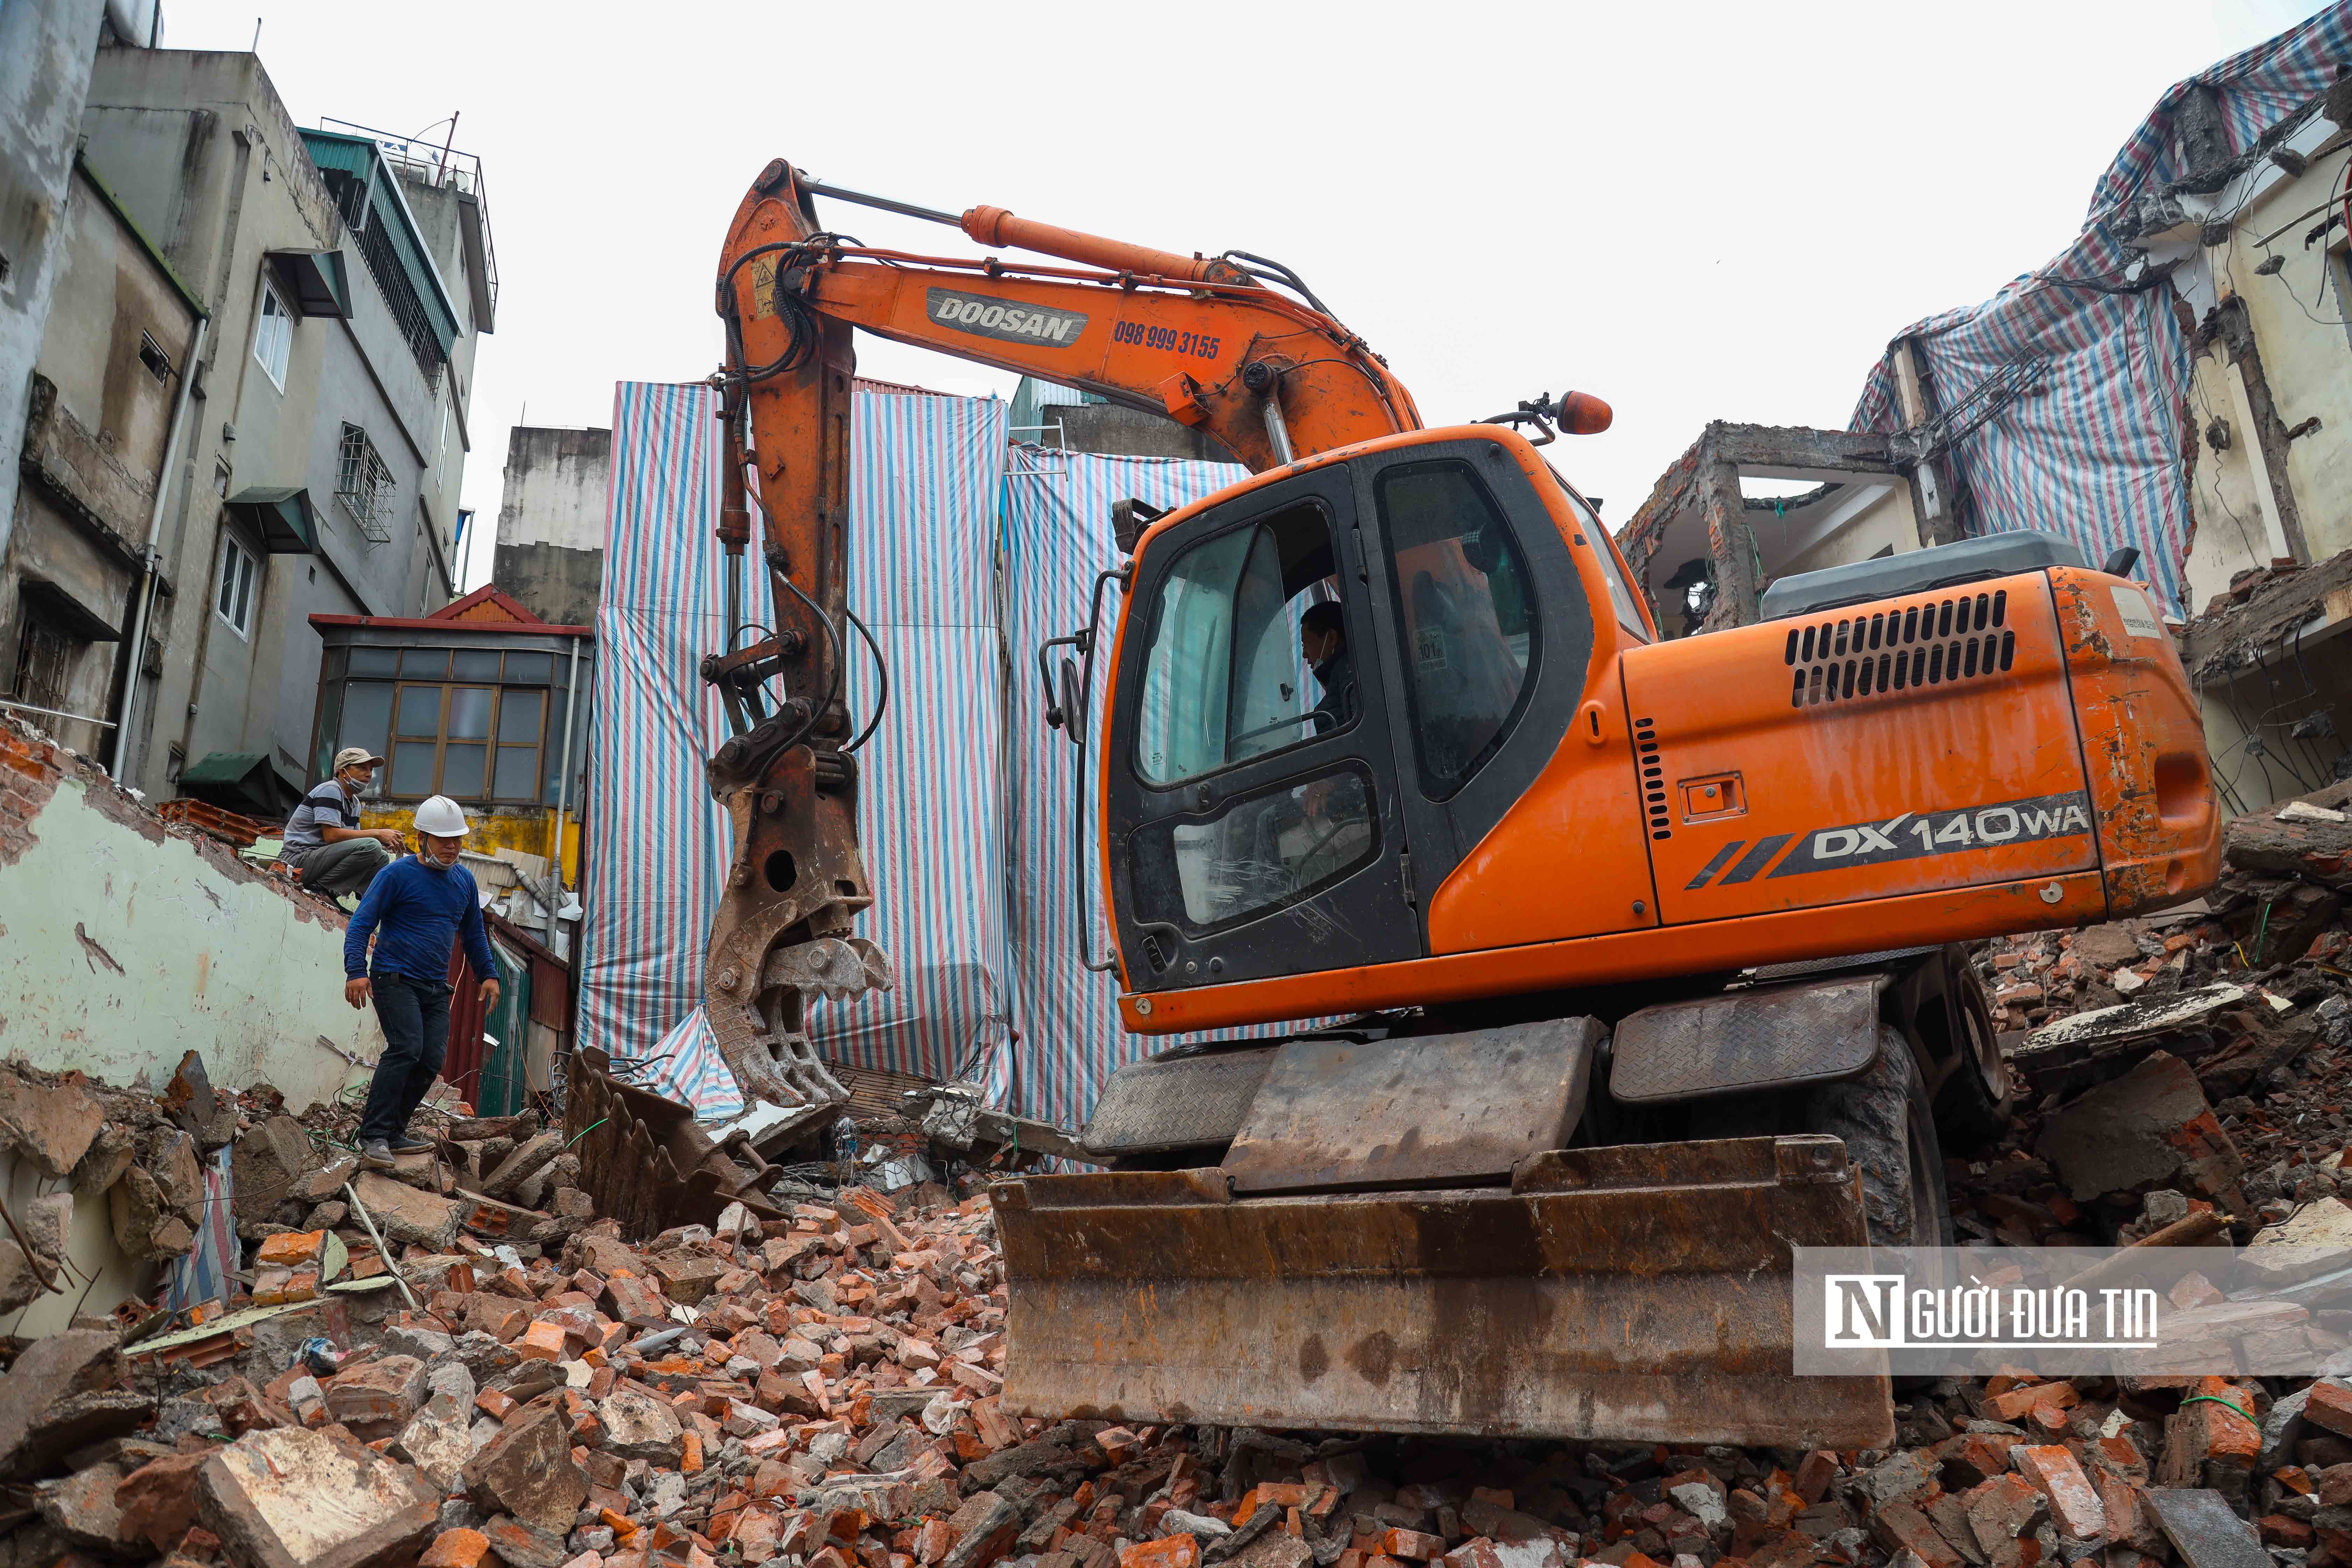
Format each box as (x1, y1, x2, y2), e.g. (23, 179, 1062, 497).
(196, 1426, 439, 1568)
(232, 1115, 323, 1221)
(35, 1459, 131, 1551)
(2146, 1489, 2271, 1568)
(459, 1402, 587, 1532)
(391, 1392, 478, 1494)
(595, 1383, 683, 1466)
(0, 1329, 123, 1477)
(0, 1067, 105, 1178)
(349, 1171, 465, 1250)
(2041, 1053, 2244, 1203)
(480, 1132, 562, 1203)
(2244, 1198, 2352, 1286)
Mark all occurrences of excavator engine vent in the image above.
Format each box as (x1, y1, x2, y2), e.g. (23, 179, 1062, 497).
(1783, 589, 2015, 709)
(1636, 718, 1670, 840)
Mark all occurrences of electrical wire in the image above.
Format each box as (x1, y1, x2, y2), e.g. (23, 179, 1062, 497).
(766, 563, 847, 756)
(715, 240, 828, 385)
(1219, 250, 1336, 317)
(844, 608, 890, 754)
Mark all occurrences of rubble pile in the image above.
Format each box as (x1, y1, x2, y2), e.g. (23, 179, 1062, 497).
(1965, 785, 2352, 1256)
(8, 1156, 2351, 1568)
(20, 806, 2352, 1568)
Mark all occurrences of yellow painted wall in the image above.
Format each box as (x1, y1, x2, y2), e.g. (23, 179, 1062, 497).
(358, 803, 580, 881)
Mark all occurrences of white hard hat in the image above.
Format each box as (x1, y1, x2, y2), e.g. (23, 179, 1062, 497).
(412, 795, 470, 838)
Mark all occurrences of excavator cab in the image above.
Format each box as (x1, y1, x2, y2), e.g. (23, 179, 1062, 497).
(1102, 431, 1644, 995)
(993, 421, 2221, 1447)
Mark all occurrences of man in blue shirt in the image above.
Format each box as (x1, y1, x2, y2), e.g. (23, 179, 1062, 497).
(344, 794, 500, 1169)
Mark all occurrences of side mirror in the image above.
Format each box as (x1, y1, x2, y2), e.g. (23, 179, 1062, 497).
(1057, 657, 1087, 734)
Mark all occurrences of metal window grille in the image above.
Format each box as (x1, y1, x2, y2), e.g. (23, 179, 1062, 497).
(13, 616, 72, 715)
(336, 423, 396, 543)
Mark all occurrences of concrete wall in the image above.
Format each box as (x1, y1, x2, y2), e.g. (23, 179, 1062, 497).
(1051, 402, 1232, 462)
(1, 163, 201, 758)
(2180, 343, 2290, 617)
(77, 50, 485, 804)
(0, 0, 107, 570)
(2210, 151, 2352, 566)
(492, 427, 608, 626)
(1773, 482, 1922, 580)
(0, 718, 380, 1115)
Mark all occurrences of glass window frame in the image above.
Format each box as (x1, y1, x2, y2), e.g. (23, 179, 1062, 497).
(367, 668, 554, 804)
(214, 532, 259, 639)
(1550, 475, 1651, 645)
(252, 273, 292, 391)
(1131, 500, 1349, 791)
(1374, 458, 1544, 802)
(1130, 759, 1381, 938)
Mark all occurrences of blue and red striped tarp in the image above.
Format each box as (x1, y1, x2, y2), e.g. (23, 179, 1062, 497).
(580, 385, 1291, 1128)
(1851, 4, 2352, 615)
(580, 383, 1013, 1118)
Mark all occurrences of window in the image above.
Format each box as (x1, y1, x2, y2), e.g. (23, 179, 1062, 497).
(331, 647, 561, 803)
(138, 332, 172, 384)
(252, 276, 292, 390)
(1559, 485, 1649, 643)
(215, 534, 258, 638)
(12, 612, 73, 717)
(1133, 763, 1378, 934)
(336, 424, 397, 543)
(1376, 460, 1539, 797)
(1134, 502, 1344, 787)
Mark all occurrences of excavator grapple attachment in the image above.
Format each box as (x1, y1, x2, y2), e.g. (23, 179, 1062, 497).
(993, 1135, 1892, 1448)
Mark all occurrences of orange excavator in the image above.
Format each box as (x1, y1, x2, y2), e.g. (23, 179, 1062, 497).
(691, 160, 2222, 1448)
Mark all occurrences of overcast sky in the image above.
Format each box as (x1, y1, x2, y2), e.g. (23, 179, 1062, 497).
(163, 0, 2330, 589)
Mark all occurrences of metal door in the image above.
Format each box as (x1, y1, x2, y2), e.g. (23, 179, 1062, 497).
(1105, 465, 1420, 991)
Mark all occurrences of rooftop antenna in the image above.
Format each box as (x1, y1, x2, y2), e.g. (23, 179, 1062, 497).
(250, 16, 260, 51)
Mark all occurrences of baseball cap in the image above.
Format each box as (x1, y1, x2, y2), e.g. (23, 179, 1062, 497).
(332, 747, 385, 772)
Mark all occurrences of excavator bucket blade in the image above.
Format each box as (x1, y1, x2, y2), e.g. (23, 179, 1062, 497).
(993, 1135, 1891, 1448)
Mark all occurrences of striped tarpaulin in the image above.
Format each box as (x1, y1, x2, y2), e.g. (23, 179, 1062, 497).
(578, 383, 1011, 1117)
(996, 445, 1317, 1133)
(1851, 4, 2352, 615)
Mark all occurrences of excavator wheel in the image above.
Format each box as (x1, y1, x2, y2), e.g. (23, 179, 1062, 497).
(1806, 1025, 1953, 1248)
(1930, 959, 2016, 1152)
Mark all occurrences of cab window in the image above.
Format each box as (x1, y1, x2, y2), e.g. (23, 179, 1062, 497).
(1376, 460, 1539, 797)
(1134, 501, 1343, 787)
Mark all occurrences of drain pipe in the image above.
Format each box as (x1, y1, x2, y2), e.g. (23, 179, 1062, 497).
(543, 631, 584, 942)
(113, 312, 208, 782)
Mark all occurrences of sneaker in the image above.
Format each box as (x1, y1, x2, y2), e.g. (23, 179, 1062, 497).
(388, 1134, 436, 1155)
(359, 1139, 396, 1171)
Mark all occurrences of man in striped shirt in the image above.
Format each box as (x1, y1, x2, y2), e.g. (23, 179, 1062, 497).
(282, 748, 405, 898)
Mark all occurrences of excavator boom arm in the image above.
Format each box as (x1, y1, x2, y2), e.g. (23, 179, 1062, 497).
(695, 159, 1419, 1115)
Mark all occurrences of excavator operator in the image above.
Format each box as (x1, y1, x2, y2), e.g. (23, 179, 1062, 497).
(1300, 601, 1357, 734)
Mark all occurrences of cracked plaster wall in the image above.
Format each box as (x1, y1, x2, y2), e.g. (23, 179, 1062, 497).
(0, 724, 382, 1110)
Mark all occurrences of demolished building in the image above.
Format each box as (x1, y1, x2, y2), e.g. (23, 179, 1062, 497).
(1622, 10, 2352, 818)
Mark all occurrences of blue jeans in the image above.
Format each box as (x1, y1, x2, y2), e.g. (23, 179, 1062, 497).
(360, 970, 452, 1143)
